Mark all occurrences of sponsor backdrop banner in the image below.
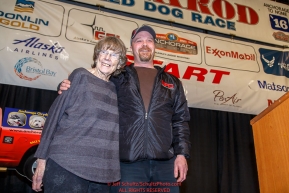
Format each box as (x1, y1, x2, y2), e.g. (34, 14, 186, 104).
(0, 0, 289, 115)
(73, 0, 289, 46)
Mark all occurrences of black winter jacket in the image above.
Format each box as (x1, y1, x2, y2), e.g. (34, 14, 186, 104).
(111, 64, 191, 162)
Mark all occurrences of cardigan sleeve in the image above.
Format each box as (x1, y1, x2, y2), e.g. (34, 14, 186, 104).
(34, 68, 82, 159)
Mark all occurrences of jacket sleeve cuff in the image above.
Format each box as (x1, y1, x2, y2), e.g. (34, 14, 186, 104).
(177, 153, 190, 159)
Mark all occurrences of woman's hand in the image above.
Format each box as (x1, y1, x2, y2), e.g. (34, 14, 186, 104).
(32, 159, 46, 192)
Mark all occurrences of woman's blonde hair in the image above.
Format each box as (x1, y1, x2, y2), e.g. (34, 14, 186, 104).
(92, 36, 127, 76)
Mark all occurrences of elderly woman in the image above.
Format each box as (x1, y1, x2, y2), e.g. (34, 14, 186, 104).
(32, 36, 127, 193)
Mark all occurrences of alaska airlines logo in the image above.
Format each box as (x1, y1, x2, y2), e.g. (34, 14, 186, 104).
(14, 57, 57, 81)
(14, 0, 35, 13)
(155, 33, 198, 55)
(259, 48, 289, 78)
(13, 37, 65, 60)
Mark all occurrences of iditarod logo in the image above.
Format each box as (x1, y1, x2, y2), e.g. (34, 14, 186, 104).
(155, 33, 198, 55)
(14, 0, 35, 13)
(14, 57, 57, 81)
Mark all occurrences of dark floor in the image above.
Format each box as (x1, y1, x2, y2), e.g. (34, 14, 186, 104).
(0, 170, 38, 193)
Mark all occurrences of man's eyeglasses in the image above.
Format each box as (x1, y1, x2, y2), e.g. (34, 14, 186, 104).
(99, 50, 120, 60)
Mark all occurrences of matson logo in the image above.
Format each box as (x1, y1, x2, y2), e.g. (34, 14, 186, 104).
(257, 80, 289, 92)
(155, 33, 198, 55)
(206, 46, 256, 61)
(14, 57, 57, 81)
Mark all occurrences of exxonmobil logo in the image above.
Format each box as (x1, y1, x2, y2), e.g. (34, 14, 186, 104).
(206, 46, 256, 61)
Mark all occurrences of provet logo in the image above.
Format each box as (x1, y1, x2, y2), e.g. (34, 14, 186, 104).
(14, 0, 35, 13)
(14, 57, 57, 81)
(155, 33, 198, 55)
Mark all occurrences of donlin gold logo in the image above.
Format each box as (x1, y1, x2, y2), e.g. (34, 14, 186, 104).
(14, 0, 35, 13)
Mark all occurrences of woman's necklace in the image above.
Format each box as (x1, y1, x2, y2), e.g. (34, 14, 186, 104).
(88, 68, 109, 82)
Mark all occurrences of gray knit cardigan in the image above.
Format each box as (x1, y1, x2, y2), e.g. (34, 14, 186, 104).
(35, 68, 120, 183)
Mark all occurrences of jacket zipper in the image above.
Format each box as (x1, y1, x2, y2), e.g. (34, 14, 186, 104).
(131, 67, 148, 158)
(131, 65, 161, 159)
(143, 68, 161, 159)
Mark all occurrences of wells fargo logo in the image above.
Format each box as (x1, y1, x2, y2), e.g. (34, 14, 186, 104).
(155, 33, 198, 55)
(14, 57, 57, 81)
(14, 0, 35, 13)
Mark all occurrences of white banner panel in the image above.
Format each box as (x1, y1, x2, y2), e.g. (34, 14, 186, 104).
(204, 37, 259, 72)
(154, 26, 201, 65)
(73, 0, 289, 46)
(0, 0, 64, 36)
(0, 0, 289, 115)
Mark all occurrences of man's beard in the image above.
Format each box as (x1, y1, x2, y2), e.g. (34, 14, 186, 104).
(138, 46, 153, 62)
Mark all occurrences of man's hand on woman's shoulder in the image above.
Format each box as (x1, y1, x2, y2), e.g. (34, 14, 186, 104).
(58, 79, 71, 94)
